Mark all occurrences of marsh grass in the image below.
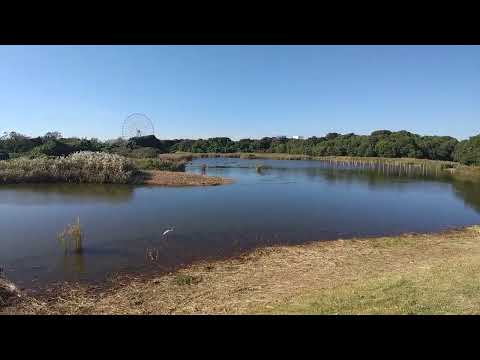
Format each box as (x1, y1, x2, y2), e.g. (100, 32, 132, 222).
(57, 217, 84, 254)
(447, 165, 480, 183)
(0, 152, 138, 184)
(312, 156, 459, 178)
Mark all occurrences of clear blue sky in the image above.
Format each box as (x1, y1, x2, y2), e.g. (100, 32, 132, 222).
(1, 45, 479, 140)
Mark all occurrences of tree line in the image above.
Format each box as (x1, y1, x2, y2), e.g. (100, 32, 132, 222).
(1, 130, 479, 165)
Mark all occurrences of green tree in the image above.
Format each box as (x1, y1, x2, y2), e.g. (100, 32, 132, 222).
(31, 140, 75, 157)
(453, 135, 480, 165)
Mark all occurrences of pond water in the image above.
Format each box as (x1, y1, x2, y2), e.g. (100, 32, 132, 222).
(1, 157, 480, 288)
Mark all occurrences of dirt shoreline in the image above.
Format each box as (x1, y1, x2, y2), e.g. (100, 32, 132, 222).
(138, 170, 233, 187)
(3, 225, 480, 315)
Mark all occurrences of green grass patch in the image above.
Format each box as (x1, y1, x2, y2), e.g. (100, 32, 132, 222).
(262, 258, 480, 314)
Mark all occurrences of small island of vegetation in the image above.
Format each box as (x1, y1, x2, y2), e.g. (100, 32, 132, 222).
(0, 133, 232, 186)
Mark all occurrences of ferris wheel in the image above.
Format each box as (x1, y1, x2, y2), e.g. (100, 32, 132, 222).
(122, 113, 155, 139)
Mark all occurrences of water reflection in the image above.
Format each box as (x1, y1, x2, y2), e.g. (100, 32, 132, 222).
(0, 183, 134, 205)
(59, 251, 87, 276)
(451, 179, 480, 213)
(197, 160, 480, 213)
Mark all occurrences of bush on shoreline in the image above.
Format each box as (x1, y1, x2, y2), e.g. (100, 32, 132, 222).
(134, 158, 187, 172)
(0, 152, 138, 184)
(30, 139, 76, 157)
(132, 153, 192, 171)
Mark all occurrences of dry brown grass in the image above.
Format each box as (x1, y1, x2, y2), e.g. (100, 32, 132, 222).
(139, 170, 233, 187)
(0, 152, 137, 184)
(4, 226, 480, 315)
(447, 165, 480, 182)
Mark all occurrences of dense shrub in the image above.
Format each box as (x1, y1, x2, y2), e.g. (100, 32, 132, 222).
(0, 132, 42, 153)
(108, 146, 133, 157)
(168, 131, 460, 161)
(127, 135, 165, 151)
(62, 138, 105, 152)
(130, 147, 161, 158)
(418, 136, 458, 161)
(0, 151, 9, 161)
(30, 140, 75, 157)
(453, 135, 480, 165)
(0, 152, 138, 184)
(134, 158, 186, 172)
(109, 146, 163, 159)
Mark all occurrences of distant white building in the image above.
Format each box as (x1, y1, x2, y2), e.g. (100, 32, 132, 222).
(292, 135, 304, 140)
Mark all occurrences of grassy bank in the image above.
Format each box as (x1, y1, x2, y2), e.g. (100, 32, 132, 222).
(265, 256, 480, 314)
(4, 225, 480, 314)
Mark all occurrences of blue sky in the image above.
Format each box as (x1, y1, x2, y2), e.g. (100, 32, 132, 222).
(0, 45, 479, 140)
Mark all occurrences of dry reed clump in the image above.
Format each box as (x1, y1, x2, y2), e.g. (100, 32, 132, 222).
(0, 151, 138, 184)
(57, 217, 84, 254)
(141, 170, 232, 186)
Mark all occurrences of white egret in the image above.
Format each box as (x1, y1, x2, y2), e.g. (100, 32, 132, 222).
(162, 228, 174, 236)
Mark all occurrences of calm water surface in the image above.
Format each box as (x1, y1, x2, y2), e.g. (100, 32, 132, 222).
(1, 157, 480, 287)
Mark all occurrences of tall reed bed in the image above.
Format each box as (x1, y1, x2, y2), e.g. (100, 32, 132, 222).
(312, 157, 458, 177)
(0, 152, 138, 184)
